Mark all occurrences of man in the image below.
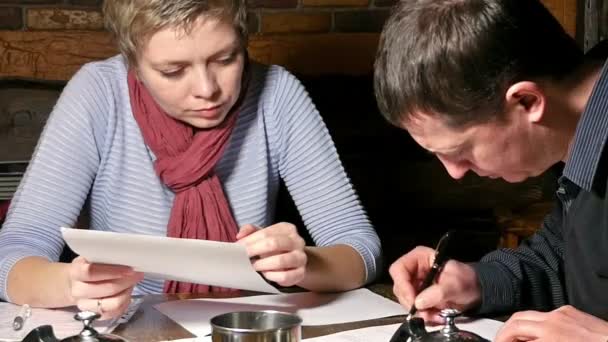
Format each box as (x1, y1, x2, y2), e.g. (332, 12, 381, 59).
(374, 0, 608, 341)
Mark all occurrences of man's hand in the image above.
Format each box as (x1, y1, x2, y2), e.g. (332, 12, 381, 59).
(495, 305, 608, 342)
(389, 246, 482, 323)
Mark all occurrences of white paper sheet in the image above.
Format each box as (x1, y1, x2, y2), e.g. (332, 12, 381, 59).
(0, 298, 142, 342)
(303, 318, 503, 341)
(154, 288, 406, 337)
(61, 227, 279, 294)
(158, 320, 502, 342)
(160, 338, 211, 342)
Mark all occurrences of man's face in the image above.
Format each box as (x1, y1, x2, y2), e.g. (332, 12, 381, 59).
(402, 111, 554, 183)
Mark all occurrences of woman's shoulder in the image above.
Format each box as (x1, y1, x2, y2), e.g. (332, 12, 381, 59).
(54, 55, 129, 128)
(67, 55, 128, 92)
(249, 63, 307, 105)
(60, 55, 129, 110)
(251, 63, 300, 87)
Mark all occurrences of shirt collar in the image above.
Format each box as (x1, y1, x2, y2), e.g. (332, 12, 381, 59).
(563, 59, 608, 191)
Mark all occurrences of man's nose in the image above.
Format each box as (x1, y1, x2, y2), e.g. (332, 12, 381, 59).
(438, 157, 469, 180)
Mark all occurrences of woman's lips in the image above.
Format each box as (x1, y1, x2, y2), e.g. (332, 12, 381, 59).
(191, 104, 222, 118)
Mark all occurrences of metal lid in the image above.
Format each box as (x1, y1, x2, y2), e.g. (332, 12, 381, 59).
(59, 312, 129, 342)
(406, 309, 489, 342)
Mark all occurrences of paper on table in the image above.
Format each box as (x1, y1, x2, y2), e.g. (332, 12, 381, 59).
(61, 227, 279, 294)
(303, 318, 503, 342)
(160, 338, 211, 342)
(155, 320, 502, 342)
(154, 288, 406, 337)
(0, 298, 142, 342)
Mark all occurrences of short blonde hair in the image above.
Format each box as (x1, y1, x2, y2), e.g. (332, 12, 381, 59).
(103, 0, 248, 66)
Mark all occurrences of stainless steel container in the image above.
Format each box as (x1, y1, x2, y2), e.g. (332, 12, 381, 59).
(210, 311, 302, 342)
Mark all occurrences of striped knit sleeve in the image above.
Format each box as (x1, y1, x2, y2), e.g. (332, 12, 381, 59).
(472, 201, 567, 315)
(0, 65, 107, 302)
(267, 66, 382, 283)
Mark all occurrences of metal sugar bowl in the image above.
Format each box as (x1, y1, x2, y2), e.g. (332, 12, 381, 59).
(210, 310, 302, 342)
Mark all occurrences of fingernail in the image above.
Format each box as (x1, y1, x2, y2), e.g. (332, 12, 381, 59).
(415, 297, 426, 309)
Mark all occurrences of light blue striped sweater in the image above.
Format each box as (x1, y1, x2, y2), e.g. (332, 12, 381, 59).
(0, 55, 381, 300)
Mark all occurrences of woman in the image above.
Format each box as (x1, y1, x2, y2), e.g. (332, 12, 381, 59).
(0, 0, 381, 319)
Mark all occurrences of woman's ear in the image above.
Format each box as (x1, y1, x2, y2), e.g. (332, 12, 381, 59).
(505, 81, 546, 123)
(132, 67, 141, 81)
(131, 67, 145, 86)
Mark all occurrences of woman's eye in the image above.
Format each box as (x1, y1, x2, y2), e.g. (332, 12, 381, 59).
(216, 54, 236, 65)
(160, 69, 184, 78)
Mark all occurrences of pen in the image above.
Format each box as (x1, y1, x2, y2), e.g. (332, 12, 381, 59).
(389, 231, 453, 342)
(12, 304, 31, 331)
(408, 231, 452, 317)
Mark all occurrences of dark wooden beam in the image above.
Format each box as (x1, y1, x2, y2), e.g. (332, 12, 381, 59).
(0, 31, 379, 81)
(583, 0, 607, 51)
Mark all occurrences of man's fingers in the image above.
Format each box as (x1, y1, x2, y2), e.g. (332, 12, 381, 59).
(495, 317, 544, 342)
(508, 310, 548, 323)
(417, 309, 444, 324)
(389, 247, 436, 310)
(415, 285, 445, 310)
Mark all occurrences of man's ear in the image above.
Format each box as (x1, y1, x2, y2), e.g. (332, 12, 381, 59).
(505, 81, 546, 123)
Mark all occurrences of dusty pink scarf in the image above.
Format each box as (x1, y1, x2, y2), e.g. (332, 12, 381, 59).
(128, 70, 239, 294)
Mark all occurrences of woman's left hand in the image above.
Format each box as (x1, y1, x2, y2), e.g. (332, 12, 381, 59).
(237, 223, 307, 287)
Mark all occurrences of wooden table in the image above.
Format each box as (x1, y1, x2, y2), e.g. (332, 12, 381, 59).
(112, 284, 406, 341)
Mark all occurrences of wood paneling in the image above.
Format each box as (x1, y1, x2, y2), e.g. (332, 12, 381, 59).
(0, 31, 380, 80)
(541, 0, 577, 37)
(0, 0, 578, 81)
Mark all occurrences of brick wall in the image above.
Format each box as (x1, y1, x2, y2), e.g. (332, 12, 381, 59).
(0, 0, 396, 33)
(0, 0, 577, 80)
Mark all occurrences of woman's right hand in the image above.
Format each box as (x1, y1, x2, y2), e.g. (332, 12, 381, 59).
(68, 256, 145, 320)
(389, 246, 482, 323)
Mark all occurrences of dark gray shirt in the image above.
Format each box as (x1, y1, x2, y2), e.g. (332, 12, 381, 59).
(473, 44, 608, 319)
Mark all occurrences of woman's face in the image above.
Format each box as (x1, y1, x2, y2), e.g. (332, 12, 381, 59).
(135, 16, 245, 129)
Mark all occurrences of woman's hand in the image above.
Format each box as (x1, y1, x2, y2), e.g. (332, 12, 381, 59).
(68, 256, 144, 320)
(237, 223, 307, 287)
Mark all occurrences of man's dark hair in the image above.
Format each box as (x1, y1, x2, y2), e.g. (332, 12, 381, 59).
(374, 0, 583, 128)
